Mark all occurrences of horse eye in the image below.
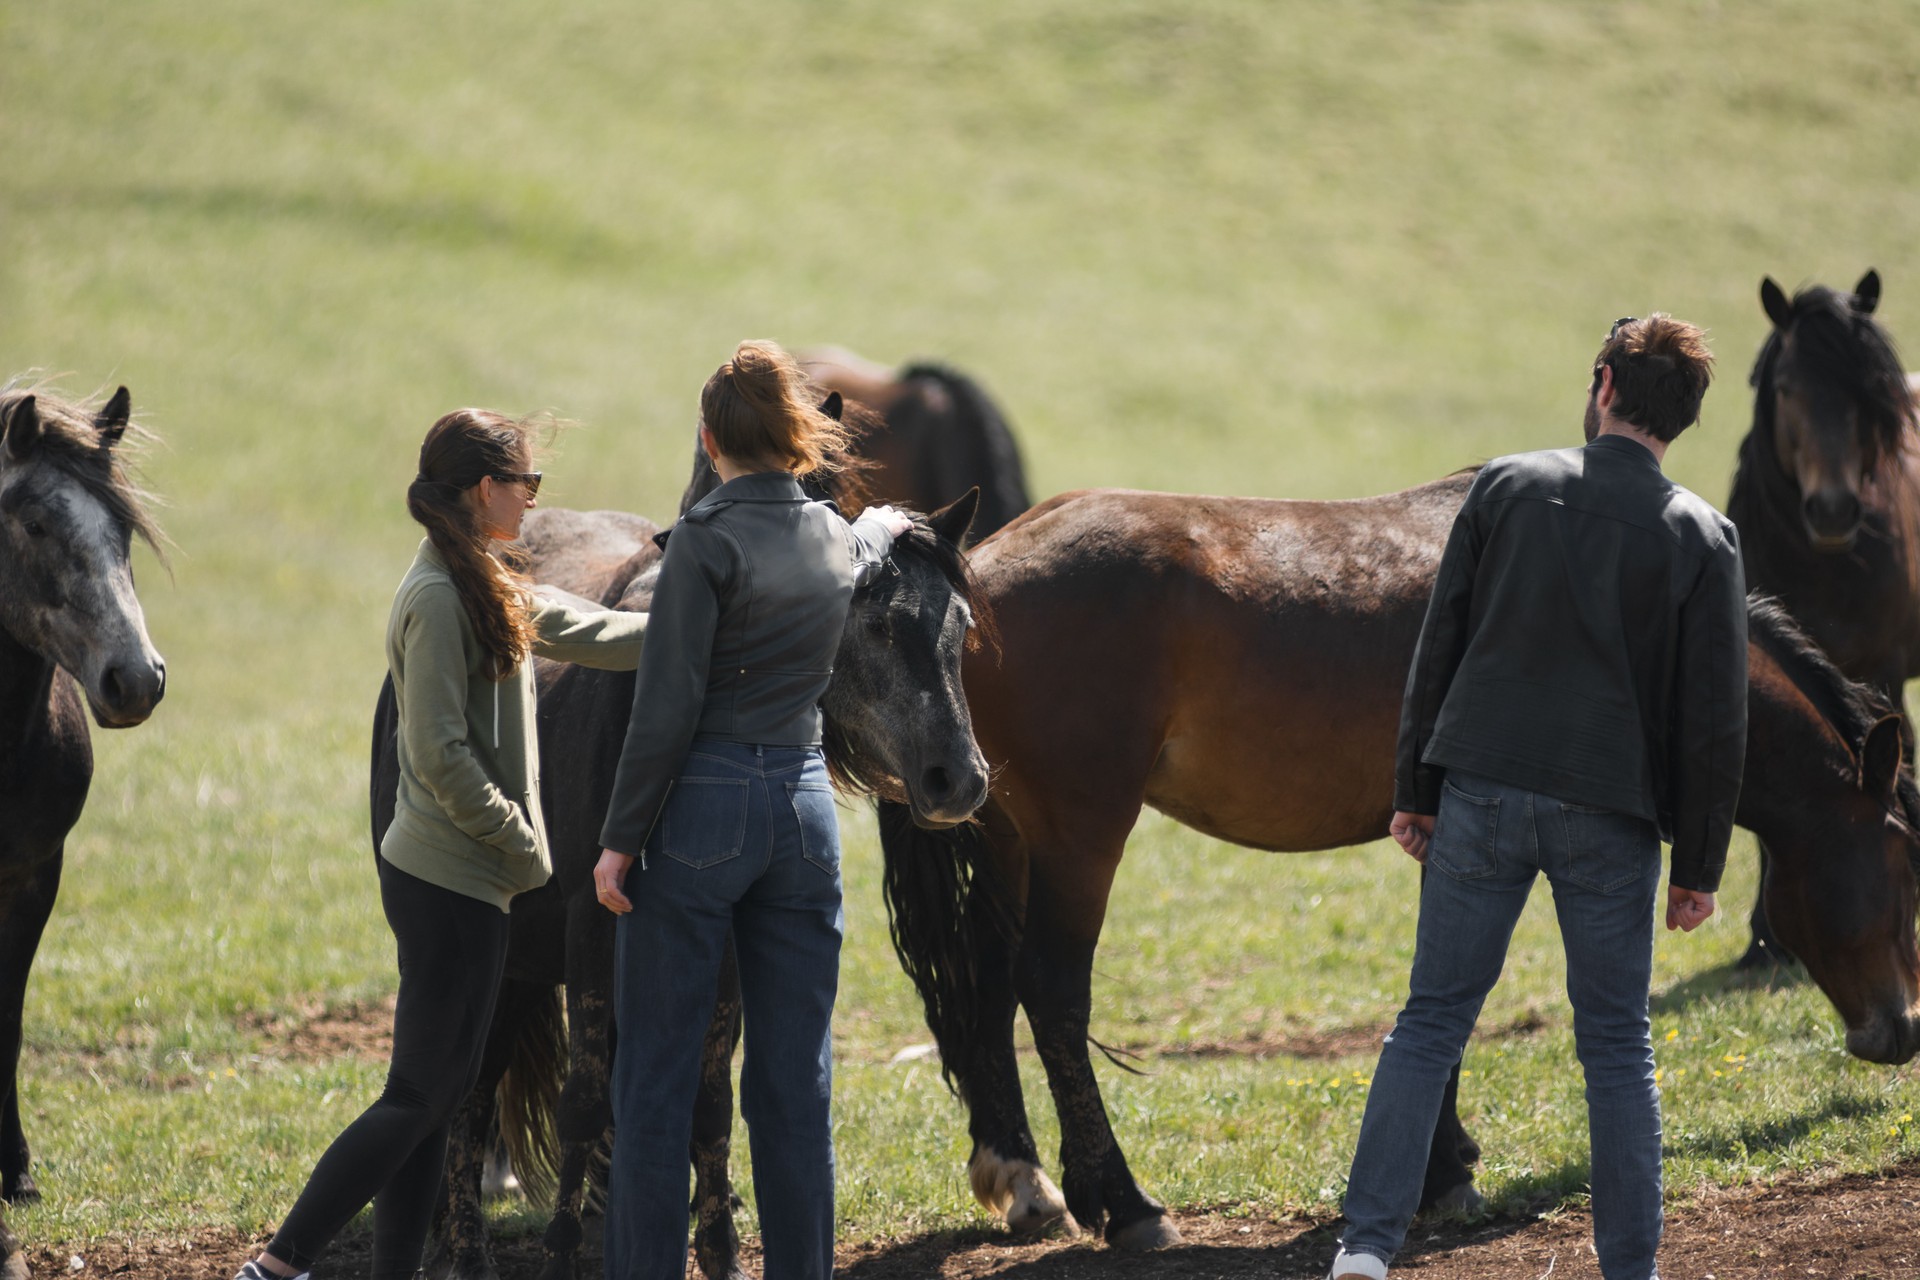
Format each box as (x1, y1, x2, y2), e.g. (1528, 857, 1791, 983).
(23, 520, 46, 538)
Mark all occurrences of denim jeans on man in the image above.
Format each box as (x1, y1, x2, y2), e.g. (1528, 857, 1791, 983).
(608, 740, 844, 1280)
(1340, 771, 1665, 1280)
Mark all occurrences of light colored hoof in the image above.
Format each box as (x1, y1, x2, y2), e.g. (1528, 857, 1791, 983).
(2, 1251, 26, 1280)
(1005, 1166, 1072, 1237)
(1109, 1214, 1183, 1251)
(1424, 1182, 1485, 1220)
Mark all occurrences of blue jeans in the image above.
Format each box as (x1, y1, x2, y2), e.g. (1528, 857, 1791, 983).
(607, 740, 844, 1280)
(1340, 772, 1664, 1280)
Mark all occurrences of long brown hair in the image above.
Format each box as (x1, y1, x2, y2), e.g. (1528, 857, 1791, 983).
(407, 409, 536, 679)
(701, 340, 853, 474)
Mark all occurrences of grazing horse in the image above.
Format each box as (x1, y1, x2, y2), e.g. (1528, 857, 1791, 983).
(876, 476, 1920, 1249)
(0, 383, 167, 1280)
(372, 483, 988, 1280)
(1728, 270, 1920, 966)
(679, 348, 1032, 543)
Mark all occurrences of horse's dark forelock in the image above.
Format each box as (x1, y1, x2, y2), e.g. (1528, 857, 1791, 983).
(1748, 285, 1913, 468)
(819, 510, 989, 798)
(0, 381, 166, 560)
(1747, 593, 1920, 833)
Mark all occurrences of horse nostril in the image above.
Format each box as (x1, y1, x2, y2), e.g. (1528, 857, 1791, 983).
(101, 665, 127, 709)
(921, 765, 953, 803)
(1803, 490, 1863, 535)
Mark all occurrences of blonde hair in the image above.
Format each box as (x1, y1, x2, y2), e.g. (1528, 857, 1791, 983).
(700, 341, 852, 475)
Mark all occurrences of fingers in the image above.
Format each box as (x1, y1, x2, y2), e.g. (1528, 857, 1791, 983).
(595, 850, 635, 915)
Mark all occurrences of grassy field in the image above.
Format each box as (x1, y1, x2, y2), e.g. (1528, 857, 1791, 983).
(6, 0, 1920, 1252)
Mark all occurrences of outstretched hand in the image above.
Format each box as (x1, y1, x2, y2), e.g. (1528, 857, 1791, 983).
(1390, 811, 1435, 864)
(865, 504, 915, 537)
(1666, 885, 1716, 932)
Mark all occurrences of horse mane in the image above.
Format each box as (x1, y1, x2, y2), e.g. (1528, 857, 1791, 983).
(896, 362, 1032, 538)
(1747, 284, 1913, 470)
(820, 508, 994, 798)
(1746, 593, 1920, 830)
(0, 376, 167, 561)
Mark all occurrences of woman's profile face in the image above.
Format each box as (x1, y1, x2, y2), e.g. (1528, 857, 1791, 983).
(474, 449, 537, 541)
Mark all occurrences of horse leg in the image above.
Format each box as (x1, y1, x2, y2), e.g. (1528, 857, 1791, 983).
(1015, 849, 1176, 1250)
(538, 923, 618, 1280)
(0, 852, 60, 1206)
(961, 871, 1067, 1237)
(1737, 839, 1795, 969)
(690, 935, 747, 1280)
(1417, 1061, 1483, 1216)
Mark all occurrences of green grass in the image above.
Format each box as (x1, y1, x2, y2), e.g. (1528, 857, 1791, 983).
(7, 0, 1920, 1250)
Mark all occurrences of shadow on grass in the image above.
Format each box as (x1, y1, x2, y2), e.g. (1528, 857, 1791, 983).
(1664, 1090, 1885, 1161)
(1649, 956, 1806, 1015)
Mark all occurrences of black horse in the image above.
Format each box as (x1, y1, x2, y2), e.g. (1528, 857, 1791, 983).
(0, 383, 166, 1280)
(1729, 270, 1920, 966)
(372, 474, 988, 1280)
(875, 478, 1920, 1248)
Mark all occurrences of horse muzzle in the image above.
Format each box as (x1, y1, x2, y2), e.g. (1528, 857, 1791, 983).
(1844, 1008, 1920, 1065)
(87, 653, 167, 728)
(907, 757, 990, 829)
(1802, 489, 1864, 551)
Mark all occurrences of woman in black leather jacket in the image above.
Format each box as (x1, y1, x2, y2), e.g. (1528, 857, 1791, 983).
(593, 341, 911, 1280)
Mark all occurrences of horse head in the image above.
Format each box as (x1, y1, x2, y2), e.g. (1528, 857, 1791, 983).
(1754, 270, 1914, 551)
(1745, 599, 1920, 1064)
(0, 383, 167, 728)
(822, 489, 990, 829)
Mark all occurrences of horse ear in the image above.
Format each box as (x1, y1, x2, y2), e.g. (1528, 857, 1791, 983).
(928, 487, 981, 546)
(4, 395, 42, 461)
(1861, 714, 1904, 799)
(819, 391, 844, 422)
(94, 386, 131, 446)
(1760, 277, 1793, 330)
(1853, 269, 1882, 315)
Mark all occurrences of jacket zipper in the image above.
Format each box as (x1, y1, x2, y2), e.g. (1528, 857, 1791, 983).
(636, 779, 673, 871)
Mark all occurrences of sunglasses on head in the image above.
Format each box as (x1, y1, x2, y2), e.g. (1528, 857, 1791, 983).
(1608, 316, 1638, 340)
(493, 471, 542, 497)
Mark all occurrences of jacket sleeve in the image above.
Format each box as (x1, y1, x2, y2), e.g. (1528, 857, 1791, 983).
(844, 509, 897, 587)
(528, 590, 648, 671)
(1666, 530, 1748, 892)
(598, 520, 728, 855)
(1393, 477, 1487, 815)
(398, 582, 538, 859)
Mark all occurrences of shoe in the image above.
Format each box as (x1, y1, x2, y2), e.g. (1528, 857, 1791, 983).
(235, 1260, 310, 1280)
(1329, 1247, 1388, 1280)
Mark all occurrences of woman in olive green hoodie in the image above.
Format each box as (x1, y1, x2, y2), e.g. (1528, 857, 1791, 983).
(238, 410, 647, 1280)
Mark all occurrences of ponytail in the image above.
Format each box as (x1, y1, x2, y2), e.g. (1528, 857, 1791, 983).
(407, 409, 537, 679)
(700, 340, 852, 475)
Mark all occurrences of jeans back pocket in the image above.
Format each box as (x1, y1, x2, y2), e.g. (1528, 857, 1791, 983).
(787, 783, 840, 876)
(659, 778, 750, 869)
(1431, 779, 1501, 881)
(1558, 802, 1651, 894)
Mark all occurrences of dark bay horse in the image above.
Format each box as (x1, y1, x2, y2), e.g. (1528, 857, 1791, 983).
(1728, 270, 1920, 965)
(878, 476, 1920, 1249)
(0, 383, 167, 1280)
(678, 348, 1032, 543)
(371, 485, 988, 1280)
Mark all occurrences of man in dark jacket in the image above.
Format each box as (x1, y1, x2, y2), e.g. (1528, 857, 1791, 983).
(1329, 315, 1745, 1280)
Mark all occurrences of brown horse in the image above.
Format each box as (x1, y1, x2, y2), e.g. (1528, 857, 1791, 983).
(676, 347, 1031, 543)
(0, 383, 167, 1280)
(372, 471, 989, 1280)
(878, 474, 1920, 1249)
(1728, 269, 1920, 965)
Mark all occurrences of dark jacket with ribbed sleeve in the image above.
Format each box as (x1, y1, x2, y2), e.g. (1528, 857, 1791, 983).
(1393, 434, 1748, 892)
(598, 472, 895, 856)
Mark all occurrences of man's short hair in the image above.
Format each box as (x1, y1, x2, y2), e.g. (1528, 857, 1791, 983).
(1593, 315, 1715, 442)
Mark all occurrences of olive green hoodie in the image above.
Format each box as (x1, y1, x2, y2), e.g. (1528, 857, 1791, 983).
(381, 539, 646, 911)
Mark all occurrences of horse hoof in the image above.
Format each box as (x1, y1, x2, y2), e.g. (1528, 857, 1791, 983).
(2, 1250, 26, 1280)
(1108, 1214, 1182, 1251)
(1005, 1166, 1072, 1237)
(1423, 1183, 1485, 1220)
(1, 1175, 39, 1206)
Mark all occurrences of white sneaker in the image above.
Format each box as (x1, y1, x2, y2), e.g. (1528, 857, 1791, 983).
(1329, 1247, 1388, 1280)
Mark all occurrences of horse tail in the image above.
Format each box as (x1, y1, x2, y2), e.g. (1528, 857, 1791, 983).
(897, 363, 1032, 540)
(497, 981, 567, 1208)
(878, 799, 1020, 1100)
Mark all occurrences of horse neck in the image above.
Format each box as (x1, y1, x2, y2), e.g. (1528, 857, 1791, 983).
(0, 622, 59, 760)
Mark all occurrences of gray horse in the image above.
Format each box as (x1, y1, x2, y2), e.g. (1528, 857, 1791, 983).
(0, 381, 167, 1280)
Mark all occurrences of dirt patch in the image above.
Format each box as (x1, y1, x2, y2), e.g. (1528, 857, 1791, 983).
(27, 1158, 1920, 1279)
(1151, 1009, 1550, 1063)
(235, 995, 395, 1062)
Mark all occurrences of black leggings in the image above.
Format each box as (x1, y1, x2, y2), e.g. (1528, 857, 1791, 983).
(268, 858, 509, 1279)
